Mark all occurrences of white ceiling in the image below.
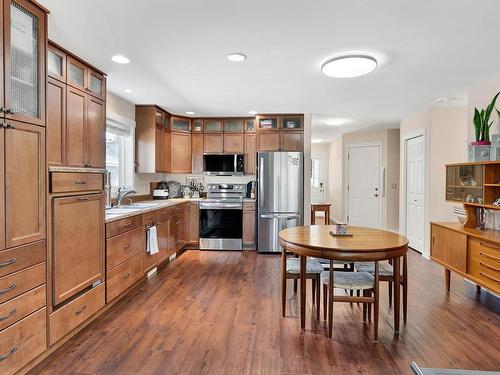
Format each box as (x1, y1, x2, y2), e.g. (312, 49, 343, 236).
(40, 0, 500, 140)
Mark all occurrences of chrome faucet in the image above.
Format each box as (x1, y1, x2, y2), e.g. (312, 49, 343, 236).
(116, 186, 137, 207)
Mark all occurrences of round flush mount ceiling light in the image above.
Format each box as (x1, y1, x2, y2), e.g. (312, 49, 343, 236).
(321, 55, 377, 78)
(124, 88, 134, 94)
(435, 97, 449, 103)
(227, 53, 247, 62)
(248, 110, 258, 116)
(185, 111, 196, 115)
(112, 55, 130, 64)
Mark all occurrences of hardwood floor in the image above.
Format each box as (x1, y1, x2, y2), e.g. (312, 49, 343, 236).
(30, 249, 500, 375)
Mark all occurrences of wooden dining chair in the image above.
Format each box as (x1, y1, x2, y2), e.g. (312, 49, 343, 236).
(354, 254, 408, 323)
(282, 257, 324, 321)
(321, 261, 380, 342)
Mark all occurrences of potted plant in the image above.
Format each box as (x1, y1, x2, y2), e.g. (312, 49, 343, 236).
(471, 91, 500, 145)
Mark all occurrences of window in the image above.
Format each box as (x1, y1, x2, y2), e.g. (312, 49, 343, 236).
(105, 113, 135, 193)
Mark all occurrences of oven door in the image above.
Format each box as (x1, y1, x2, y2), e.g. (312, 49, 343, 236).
(199, 202, 243, 250)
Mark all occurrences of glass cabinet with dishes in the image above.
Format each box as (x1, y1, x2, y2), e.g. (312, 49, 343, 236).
(446, 164, 484, 204)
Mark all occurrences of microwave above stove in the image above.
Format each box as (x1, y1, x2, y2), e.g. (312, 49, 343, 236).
(203, 154, 244, 176)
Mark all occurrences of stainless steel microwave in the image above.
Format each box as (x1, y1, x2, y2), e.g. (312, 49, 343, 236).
(203, 154, 244, 176)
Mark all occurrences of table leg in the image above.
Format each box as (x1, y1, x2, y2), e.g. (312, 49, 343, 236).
(445, 268, 451, 292)
(393, 256, 401, 333)
(311, 210, 315, 225)
(281, 246, 286, 317)
(325, 210, 329, 225)
(300, 255, 306, 330)
(328, 260, 334, 339)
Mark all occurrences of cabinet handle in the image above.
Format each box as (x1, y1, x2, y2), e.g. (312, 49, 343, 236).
(123, 272, 130, 278)
(74, 180, 87, 185)
(77, 197, 89, 201)
(480, 262, 500, 273)
(0, 284, 16, 295)
(479, 272, 500, 284)
(0, 258, 16, 268)
(75, 305, 86, 315)
(479, 242, 500, 251)
(0, 347, 17, 362)
(432, 236, 435, 245)
(0, 308, 16, 321)
(4, 123, 15, 129)
(123, 244, 130, 250)
(121, 222, 132, 228)
(479, 251, 500, 262)
(145, 216, 153, 220)
(175, 221, 181, 225)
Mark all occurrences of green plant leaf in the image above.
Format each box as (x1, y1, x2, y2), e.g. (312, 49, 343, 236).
(473, 108, 482, 141)
(485, 91, 500, 122)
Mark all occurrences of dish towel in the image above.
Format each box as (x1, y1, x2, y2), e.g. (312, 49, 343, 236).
(147, 226, 159, 255)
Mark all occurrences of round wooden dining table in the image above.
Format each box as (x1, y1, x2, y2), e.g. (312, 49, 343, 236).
(279, 225, 409, 333)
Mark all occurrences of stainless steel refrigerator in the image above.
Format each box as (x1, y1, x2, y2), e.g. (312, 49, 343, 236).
(257, 151, 304, 253)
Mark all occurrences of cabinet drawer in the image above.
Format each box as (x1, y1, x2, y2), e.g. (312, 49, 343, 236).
(106, 253, 143, 303)
(51, 172, 103, 193)
(107, 227, 145, 270)
(172, 203, 185, 215)
(0, 240, 46, 278)
(0, 308, 46, 375)
(170, 230, 186, 255)
(0, 262, 45, 305)
(243, 201, 255, 211)
(469, 238, 500, 292)
(169, 213, 184, 235)
(0, 285, 45, 331)
(106, 215, 142, 238)
(142, 210, 162, 226)
(143, 250, 157, 274)
(49, 283, 105, 345)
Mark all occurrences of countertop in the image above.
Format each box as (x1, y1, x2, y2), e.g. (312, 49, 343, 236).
(105, 197, 256, 223)
(49, 166, 108, 174)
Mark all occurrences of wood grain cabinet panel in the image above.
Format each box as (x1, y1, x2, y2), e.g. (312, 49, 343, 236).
(171, 132, 191, 173)
(88, 69, 105, 100)
(163, 130, 171, 173)
(86, 96, 105, 168)
(106, 215, 142, 239)
(186, 202, 199, 246)
(47, 77, 66, 166)
(191, 133, 204, 174)
(156, 219, 170, 264)
(223, 133, 244, 153)
(155, 126, 164, 173)
(49, 284, 105, 345)
(0, 129, 4, 251)
(51, 172, 103, 193)
(257, 131, 280, 151)
(280, 131, 304, 151)
(66, 86, 86, 167)
(5, 122, 45, 248)
(67, 56, 88, 92)
(468, 238, 500, 293)
(53, 194, 104, 305)
(47, 43, 66, 82)
(0, 240, 45, 278)
(169, 230, 186, 257)
(106, 253, 143, 303)
(143, 246, 157, 274)
(430, 224, 467, 273)
(0, 285, 45, 331)
(0, 308, 46, 375)
(106, 226, 145, 270)
(204, 133, 223, 154)
(244, 134, 256, 175)
(0, 262, 45, 305)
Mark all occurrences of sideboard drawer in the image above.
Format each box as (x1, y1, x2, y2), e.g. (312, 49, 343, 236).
(106, 215, 142, 238)
(0, 262, 45, 304)
(0, 240, 46, 278)
(51, 172, 103, 193)
(106, 226, 145, 270)
(469, 238, 500, 292)
(0, 285, 45, 331)
(0, 308, 46, 375)
(49, 283, 105, 345)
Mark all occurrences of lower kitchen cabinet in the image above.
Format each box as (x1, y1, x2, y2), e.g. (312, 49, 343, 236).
(106, 252, 143, 303)
(157, 218, 170, 264)
(0, 262, 45, 305)
(49, 283, 105, 345)
(0, 308, 46, 375)
(106, 226, 145, 270)
(186, 202, 199, 247)
(52, 194, 104, 305)
(169, 230, 186, 255)
(143, 249, 158, 274)
(243, 202, 256, 247)
(0, 285, 45, 331)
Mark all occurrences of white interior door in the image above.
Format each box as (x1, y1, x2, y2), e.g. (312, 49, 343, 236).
(406, 135, 425, 252)
(347, 145, 381, 228)
(311, 154, 326, 202)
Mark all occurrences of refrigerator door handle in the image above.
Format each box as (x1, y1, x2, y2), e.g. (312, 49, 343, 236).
(260, 213, 301, 219)
(259, 156, 264, 208)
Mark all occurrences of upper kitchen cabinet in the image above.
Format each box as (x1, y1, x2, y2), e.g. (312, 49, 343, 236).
(3, 0, 47, 127)
(47, 41, 107, 168)
(171, 132, 191, 173)
(192, 119, 203, 132)
(256, 115, 279, 131)
(171, 116, 191, 132)
(256, 114, 304, 152)
(204, 119, 223, 132)
(136, 105, 171, 173)
(223, 119, 243, 133)
(245, 118, 255, 132)
(280, 115, 303, 130)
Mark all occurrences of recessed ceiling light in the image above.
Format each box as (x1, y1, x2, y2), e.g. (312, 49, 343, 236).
(112, 55, 130, 64)
(227, 53, 247, 62)
(435, 97, 449, 103)
(124, 88, 134, 93)
(312, 139, 325, 144)
(326, 118, 349, 126)
(248, 110, 258, 116)
(321, 55, 377, 78)
(185, 111, 196, 115)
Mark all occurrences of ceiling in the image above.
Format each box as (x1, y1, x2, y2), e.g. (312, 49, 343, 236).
(40, 0, 500, 140)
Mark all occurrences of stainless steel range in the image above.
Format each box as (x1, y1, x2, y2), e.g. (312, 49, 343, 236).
(199, 183, 246, 250)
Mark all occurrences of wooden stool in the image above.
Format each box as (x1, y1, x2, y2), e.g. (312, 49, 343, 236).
(311, 203, 331, 225)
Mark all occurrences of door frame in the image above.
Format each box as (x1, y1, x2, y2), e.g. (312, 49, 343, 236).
(400, 128, 429, 258)
(311, 152, 327, 203)
(345, 142, 383, 228)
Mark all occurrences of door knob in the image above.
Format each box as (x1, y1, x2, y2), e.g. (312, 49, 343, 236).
(374, 194, 379, 197)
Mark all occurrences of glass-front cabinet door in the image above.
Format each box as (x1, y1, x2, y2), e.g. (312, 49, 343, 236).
(223, 119, 243, 133)
(4, 0, 46, 126)
(47, 44, 66, 82)
(446, 164, 484, 204)
(204, 119, 223, 132)
(67, 56, 87, 92)
(245, 118, 255, 132)
(171, 116, 190, 132)
(192, 119, 203, 132)
(88, 69, 105, 100)
(280, 115, 303, 130)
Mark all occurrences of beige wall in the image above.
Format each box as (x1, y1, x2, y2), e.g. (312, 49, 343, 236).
(327, 136, 343, 221)
(467, 76, 500, 142)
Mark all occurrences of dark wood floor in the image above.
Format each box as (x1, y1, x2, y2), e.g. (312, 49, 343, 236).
(31, 249, 500, 375)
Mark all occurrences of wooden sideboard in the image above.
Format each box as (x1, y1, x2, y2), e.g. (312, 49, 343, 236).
(431, 222, 500, 294)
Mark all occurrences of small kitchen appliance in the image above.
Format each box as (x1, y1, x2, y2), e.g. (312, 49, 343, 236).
(153, 181, 169, 200)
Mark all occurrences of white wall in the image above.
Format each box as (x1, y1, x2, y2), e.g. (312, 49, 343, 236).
(467, 77, 500, 142)
(311, 142, 330, 203)
(328, 136, 343, 221)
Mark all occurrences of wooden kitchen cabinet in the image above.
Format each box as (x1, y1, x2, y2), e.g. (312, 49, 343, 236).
(4, 122, 45, 248)
(52, 194, 104, 305)
(156, 218, 170, 264)
(0, 128, 3, 251)
(223, 133, 244, 153)
(244, 133, 256, 175)
(67, 56, 88, 93)
(88, 69, 105, 100)
(257, 130, 280, 151)
(47, 77, 66, 166)
(243, 202, 256, 247)
(280, 130, 304, 151)
(223, 119, 243, 133)
(186, 202, 199, 247)
(87, 95, 105, 168)
(171, 132, 192, 173)
(155, 125, 164, 172)
(66, 86, 86, 167)
(163, 129, 171, 172)
(192, 133, 204, 174)
(204, 119, 223, 132)
(204, 133, 223, 153)
(48, 43, 67, 82)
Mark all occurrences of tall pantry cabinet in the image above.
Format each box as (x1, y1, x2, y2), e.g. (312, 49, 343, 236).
(0, 1, 49, 375)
